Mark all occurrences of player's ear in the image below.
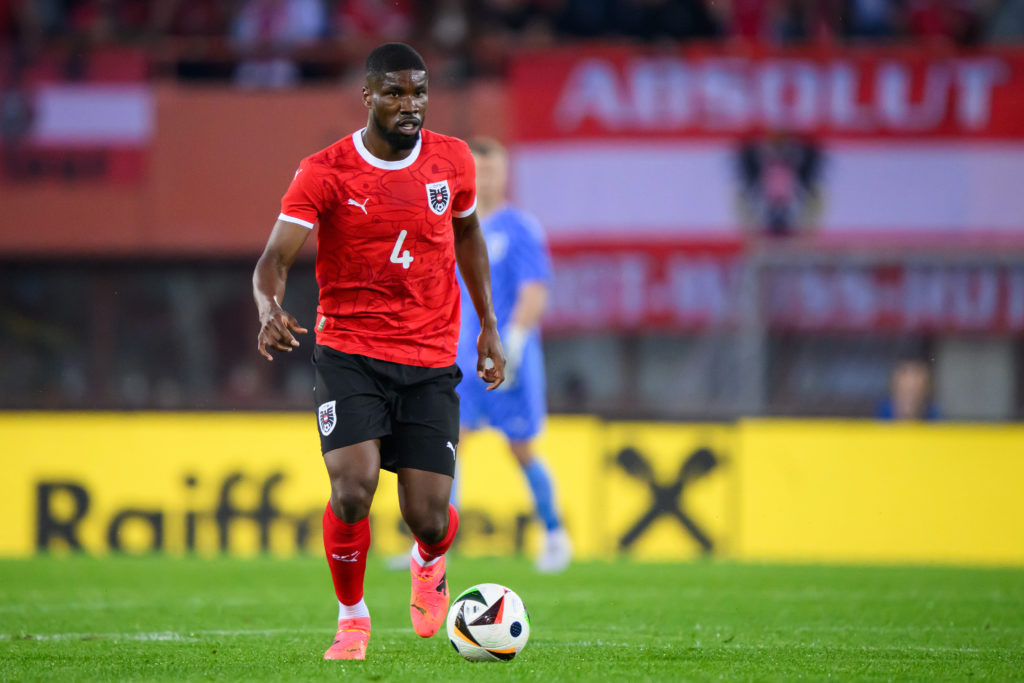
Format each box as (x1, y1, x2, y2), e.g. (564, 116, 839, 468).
(361, 85, 371, 108)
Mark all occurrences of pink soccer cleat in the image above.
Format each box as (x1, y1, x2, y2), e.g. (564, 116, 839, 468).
(323, 616, 370, 660)
(409, 554, 449, 638)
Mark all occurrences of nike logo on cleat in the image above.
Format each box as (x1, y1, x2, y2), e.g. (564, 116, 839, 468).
(436, 573, 447, 593)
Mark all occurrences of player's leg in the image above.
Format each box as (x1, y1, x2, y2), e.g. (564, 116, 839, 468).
(508, 439, 572, 573)
(508, 439, 559, 529)
(388, 362, 461, 637)
(321, 440, 380, 660)
(383, 424, 465, 572)
(397, 467, 458, 637)
(313, 346, 390, 660)
(490, 352, 572, 572)
(450, 368, 485, 510)
(323, 440, 381, 608)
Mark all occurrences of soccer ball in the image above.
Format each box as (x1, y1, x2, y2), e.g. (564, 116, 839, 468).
(446, 583, 530, 662)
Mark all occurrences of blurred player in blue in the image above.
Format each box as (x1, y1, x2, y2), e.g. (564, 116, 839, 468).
(456, 137, 571, 572)
(876, 357, 941, 421)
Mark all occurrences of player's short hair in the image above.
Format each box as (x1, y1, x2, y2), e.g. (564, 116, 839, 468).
(365, 43, 427, 83)
(468, 137, 506, 157)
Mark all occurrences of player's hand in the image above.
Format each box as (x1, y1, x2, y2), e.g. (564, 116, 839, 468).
(477, 323, 506, 391)
(257, 305, 308, 361)
(494, 325, 527, 392)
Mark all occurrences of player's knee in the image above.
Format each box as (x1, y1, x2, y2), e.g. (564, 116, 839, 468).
(329, 479, 374, 523)
(405, 505, 448, 545)
(509, 440, 534, 466)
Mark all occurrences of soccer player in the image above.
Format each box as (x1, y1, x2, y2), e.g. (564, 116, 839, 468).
(455, 137, 572, 573)
(252, 43, 505, 661)
(876, 357, 941, 420)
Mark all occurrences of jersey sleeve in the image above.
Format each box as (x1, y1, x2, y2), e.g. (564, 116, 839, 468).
(451, 141, 477, 218)
(509, 211, 552, 286)
(278, 158, 322, 229)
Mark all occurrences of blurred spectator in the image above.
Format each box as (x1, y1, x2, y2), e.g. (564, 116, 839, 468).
(0, 0, 18, 42)
(986, 0, 1024, 42)
(616, 0, 719, 42)
(776, 0, 843, 43)
(67, 0, 151, 45)
(425, 0, 471, 82)
(2, 0, 1023, 89)
(736, 133, 824, 239)
(707, 0, 778, 43)
(5, 0, 64, 52)
(430, 0, 470, 50)
(327, 0, 416, 79)
(336, 0, 415, 40)
(471, 0, 558, 77)
(230, 0, 326, 89)
(709, 0, 843, 44)
(150, 0, 232, 39)
(905, 0, 983, 45)
(845, 0, 900, 38)
(876, 358, 941, 420)
(476, 0, 558, 35)
(554, 0, 619, 37)
(0, 58, 32, 143)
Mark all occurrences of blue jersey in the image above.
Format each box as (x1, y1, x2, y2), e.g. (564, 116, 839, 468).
(875, 399, 941, 421)
(456, 204, 552, 440)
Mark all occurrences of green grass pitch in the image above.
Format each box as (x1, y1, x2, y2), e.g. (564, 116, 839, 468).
(1, 556, 1022, 681)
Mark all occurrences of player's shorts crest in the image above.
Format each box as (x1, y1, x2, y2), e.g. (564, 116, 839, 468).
(425, 180, 450, 215)
(318, 400, 337, 436)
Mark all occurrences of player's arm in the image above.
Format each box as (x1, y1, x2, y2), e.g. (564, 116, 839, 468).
(501, 213, 552, 386)
(502, 280, 548, 379)
(454, 211, 505, 390)
(509, 282, 548, 334)
(253, 219, 311, 361)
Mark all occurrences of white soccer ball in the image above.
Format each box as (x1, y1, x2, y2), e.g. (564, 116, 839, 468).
(446, 583, 530, 662)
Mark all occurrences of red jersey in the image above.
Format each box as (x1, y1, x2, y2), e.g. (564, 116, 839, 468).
(279, 128, 477, 368)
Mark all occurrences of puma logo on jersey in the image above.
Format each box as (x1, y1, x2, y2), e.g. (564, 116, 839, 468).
(348, 197, 370, 214)
(446, 441, 456, 459)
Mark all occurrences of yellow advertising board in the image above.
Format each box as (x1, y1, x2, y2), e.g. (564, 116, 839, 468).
(599, 422, 735, 560)
(1, 413, 328, 557)
(0, 413, 610, 559)
(733, 420, 1024, 566)
(2, 414, 1022, 565)
(446, 416, 603, 559)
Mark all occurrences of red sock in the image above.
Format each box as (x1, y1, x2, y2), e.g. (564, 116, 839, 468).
(322, 502, 371, 606)
(414, 504, 459, 564)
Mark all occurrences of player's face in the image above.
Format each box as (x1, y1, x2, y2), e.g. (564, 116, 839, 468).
(473, 150, 508, 206)
(364, 70, 428, 152)
(892, 361, 931, 412)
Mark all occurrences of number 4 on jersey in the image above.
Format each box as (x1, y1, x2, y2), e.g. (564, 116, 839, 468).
(390, 229, 413, 269)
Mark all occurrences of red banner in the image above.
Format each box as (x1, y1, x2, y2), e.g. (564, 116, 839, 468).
(512, 46, 1024, 141)
(545, 241, 743, 331)
(0, 83, 509, 256)
(0, 48, 151, 184)
(544, 244, 1024, 334)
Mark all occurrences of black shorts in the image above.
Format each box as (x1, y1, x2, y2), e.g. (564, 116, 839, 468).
(312, 345, 461, 476)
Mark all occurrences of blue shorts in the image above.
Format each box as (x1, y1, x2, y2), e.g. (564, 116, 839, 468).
(456, 346, 546, 442)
